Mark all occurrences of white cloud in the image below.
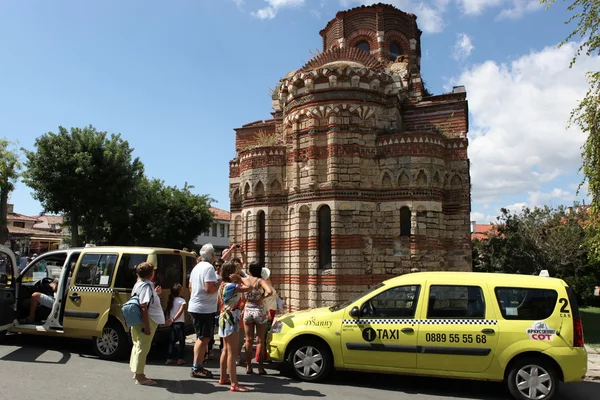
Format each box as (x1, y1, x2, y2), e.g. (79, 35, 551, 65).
(497, 0, 542, 19)
(527, 188, 573, 207)
(453, 33, 474, 61)
(456, 0, 541, 18)
(233, 0, 245, 7)
(251, 0, 306, 20)
(448, 41, 600, 205)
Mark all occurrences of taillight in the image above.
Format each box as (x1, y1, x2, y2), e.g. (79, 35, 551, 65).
(573, 317, 584, 347)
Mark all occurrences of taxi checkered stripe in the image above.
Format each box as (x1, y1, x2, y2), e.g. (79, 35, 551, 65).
(342, 319, 498, 325)
(70, 286, 114, 293)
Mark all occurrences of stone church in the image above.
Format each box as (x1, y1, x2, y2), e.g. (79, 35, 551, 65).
(229, 4, 471, 311)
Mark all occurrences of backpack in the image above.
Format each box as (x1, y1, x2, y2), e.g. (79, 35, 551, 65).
(121, 282, 155, 328)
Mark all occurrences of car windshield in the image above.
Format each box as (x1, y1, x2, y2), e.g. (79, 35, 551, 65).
(329, 282, 385, 311)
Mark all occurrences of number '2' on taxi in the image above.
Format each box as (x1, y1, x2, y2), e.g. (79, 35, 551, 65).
(269, 271, 587, 400)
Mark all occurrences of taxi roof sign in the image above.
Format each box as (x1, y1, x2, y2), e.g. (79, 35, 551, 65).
(539, 270, 550, 277)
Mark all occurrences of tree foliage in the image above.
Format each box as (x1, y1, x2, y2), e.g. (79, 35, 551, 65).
(0, 139, 22, 243)
(22, 125, 144, 247)
(106, 178, 214, 249)
(542, 0, 600, 259)
(22, 125, 214, 249)
(474, 205, 600, 304)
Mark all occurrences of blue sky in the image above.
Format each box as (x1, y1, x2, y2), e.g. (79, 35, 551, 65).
(2, 0, 596, 224)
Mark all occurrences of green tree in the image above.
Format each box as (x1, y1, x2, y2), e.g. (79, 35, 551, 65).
(22, 125, 144, 247)
(0, 139, 22, 244)
(109, 178, 214, 248)
(542, 0, 600, 259)
(475, 205, 600, 303)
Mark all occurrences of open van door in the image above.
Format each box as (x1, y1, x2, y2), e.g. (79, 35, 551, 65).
(0, 245, 17, 332)
(63, 251, 118, 337)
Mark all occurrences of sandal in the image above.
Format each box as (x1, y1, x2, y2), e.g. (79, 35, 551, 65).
(218, 378, 231, 385)
(246, 368, 254, 375)
(258, 369, 267, 375)
(177, 359, 185, 365)
(165, 359, 176, 365)
(190, 367, 214, 379)
(230, 384, 250, 392)
(135, 379, 157, 386)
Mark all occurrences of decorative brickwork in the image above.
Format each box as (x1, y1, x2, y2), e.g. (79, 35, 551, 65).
(229, 4, 472, 312)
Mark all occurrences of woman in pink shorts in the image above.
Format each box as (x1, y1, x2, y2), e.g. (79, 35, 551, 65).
(242, 261, 272, 375)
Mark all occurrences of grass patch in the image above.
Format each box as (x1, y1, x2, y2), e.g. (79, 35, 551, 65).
(581, 307, 600, 348)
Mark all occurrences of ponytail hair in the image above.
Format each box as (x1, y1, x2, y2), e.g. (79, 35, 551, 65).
(166, 283, 183, 317)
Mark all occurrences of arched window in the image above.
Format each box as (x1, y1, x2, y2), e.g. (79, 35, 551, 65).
(389, 42, 403, 61)
(356, 41, 370, 53)
(257, 211, 266, 267)
(400, 207, 411, 237)
(318, 205, 332, 269)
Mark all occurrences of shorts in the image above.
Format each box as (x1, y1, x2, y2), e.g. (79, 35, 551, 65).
(39, 293, 55, 309)
(189, 312, 215, 340)
(243, 304, 268, 325)
(218, 309, 241, 338)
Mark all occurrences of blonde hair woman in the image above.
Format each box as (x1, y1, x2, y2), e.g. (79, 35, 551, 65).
(129, 262, 165, 385)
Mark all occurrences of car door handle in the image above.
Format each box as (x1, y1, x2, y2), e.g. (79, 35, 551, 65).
(481, 328, 495, 334)
(401, 328, 414, 334)
(69, 293, 81, 301)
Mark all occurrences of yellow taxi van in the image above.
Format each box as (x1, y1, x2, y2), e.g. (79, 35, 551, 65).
(0, 245, 198, 360)
(269, 271, 587, 400)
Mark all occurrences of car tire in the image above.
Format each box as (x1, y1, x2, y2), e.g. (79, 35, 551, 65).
(0, 330, 6, 344)
(286, 338, 333, 383)
(507, 357, 559, 400)
(92, 320, 130, 361)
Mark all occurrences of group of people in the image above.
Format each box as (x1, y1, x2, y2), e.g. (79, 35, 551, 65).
(129, 243, 283, 393)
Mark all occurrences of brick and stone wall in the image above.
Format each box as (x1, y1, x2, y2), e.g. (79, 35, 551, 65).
(229, 4, 472, 312)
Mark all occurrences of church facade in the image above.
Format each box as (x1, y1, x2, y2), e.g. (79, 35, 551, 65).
(229, 4, 472, 311)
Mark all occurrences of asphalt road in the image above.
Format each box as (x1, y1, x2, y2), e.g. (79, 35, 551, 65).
(0, 333, 597, 400)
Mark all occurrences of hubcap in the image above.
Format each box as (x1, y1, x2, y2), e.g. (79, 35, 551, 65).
(515, 364, 552, 399)
(96, 327, 119, 356)
(292, 345, 323, 378)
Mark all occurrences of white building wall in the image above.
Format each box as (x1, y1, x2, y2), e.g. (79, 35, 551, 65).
(194, 219, 230, 254)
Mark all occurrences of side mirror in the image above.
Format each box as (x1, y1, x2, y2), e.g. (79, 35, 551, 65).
(349, 306, 361, 318)
(0, 274, 8, 285)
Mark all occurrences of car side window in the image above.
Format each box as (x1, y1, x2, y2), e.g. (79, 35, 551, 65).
(114, 254, 148, 289)
(361, 285, 421, 318)
(427, 285, 486, 319)
(74, 253, 118, 287)
(156, 254, 183, 289)
(185, 256, 196, 288)
(495, 287, 558, 320)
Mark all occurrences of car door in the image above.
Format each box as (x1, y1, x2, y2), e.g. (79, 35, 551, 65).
(63, 251, 119, 337)
(341, 283, 422, 370)
(416, 282, 499, 373)
(0, 245, 17, 330)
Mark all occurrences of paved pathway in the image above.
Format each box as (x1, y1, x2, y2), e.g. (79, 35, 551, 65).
(0, 333, 597, 400)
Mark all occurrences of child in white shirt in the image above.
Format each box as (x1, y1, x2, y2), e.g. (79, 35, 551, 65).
(165, 283, 187, 365)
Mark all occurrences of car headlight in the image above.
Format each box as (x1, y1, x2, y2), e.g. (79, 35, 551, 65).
(271, 320, 283, 333)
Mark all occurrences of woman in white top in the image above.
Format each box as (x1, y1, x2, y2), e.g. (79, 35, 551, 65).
(129, 262, 165, 386)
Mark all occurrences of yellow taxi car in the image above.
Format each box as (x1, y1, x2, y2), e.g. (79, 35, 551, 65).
(0, 245, 197, 360)
(269, 272, 587, 400)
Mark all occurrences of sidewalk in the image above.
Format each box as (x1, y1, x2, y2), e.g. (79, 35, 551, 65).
(586, 345, 600, 381)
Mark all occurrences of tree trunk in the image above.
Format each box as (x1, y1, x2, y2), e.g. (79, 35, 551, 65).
(0, 188, 8, 245)
(71, 212, 80, 248)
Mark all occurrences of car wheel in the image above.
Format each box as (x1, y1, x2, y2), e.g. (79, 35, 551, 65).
(507, 357, 559, 400)
(286, 339, 332, 383)
(93, 320, 130, 361)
